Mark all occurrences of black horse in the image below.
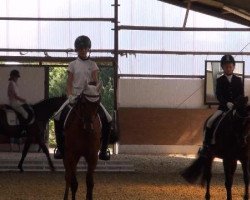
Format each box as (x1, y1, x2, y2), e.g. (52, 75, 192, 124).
(181, 96, 250, 200)
(0, 96, 66, 172)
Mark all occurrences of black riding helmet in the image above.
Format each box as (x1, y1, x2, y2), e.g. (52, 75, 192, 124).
(9, 69, 20, 80)
(74, 35, 91, 50)
(220, 54, 235, 67)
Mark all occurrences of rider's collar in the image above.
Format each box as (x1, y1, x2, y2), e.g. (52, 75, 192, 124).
(78, 56, 90, 61)
(225, 74, 233, 83)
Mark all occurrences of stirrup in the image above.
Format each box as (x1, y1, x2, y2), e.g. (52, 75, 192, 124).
(20, 129, 27, 136)
(99, 149, 111, 161)
(54, 147, 63, 159)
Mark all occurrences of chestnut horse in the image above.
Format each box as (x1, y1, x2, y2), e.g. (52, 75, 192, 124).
(181, 96, 250, 200)
(0, 96, 66, 172)
(63, 82, 102, 200)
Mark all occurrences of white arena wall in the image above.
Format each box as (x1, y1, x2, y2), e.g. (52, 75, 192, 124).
(117, 78, 250, 154)
(118, 78, 250, 108)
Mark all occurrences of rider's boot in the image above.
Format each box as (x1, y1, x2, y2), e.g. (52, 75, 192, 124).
(198, 127, 213, 157)
(99, 121, 111, 161)
(54, 120, 64, 159)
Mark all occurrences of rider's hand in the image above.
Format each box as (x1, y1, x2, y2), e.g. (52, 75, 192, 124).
(68, 95, 76, 104)
(226, 102, 234, 110)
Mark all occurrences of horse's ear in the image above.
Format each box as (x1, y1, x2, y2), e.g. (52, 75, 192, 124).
(96, 81, 103, 93)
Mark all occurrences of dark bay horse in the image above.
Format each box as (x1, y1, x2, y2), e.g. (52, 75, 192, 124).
(0, 96, 66, 172)
(181, 96, 250, 200)
(63, 82, 102, 200)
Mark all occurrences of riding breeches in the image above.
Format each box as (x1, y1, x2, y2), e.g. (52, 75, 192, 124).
(206, 110, 223, 129)
(10, 102, 28, 119)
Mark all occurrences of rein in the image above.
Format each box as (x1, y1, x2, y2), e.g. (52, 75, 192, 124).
(234, 109, 250, 119)
(71, 94, 100, 133)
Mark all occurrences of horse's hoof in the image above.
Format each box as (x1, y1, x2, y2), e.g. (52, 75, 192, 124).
(51, 167, 56, 172)
(205, 193, 210, 200)
(18, 165, 24, 173)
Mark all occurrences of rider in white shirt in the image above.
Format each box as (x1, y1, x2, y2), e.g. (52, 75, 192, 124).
(8, 70, 28, 120)
(54, 35, 112, 160)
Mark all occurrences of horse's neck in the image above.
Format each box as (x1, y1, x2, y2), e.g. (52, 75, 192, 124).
(71, 103, 95, 121)
(34, 99, 62, 121)
(217, 113, 242, 141)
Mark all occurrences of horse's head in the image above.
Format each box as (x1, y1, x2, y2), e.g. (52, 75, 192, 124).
(75, 81, 102, 131)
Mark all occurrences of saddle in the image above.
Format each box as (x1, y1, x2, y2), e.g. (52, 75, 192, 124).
(209, 110, 246, 147)
(55, 103, 105, 130)
(0, 104, 35, 127)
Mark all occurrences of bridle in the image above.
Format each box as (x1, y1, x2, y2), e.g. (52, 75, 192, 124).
(235, 111, 250, 119)
(234, 104, 250, 119)
(74, 92, 100, 133)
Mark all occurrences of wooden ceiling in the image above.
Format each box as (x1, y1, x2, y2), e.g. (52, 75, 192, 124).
(159, 0, 250, 27)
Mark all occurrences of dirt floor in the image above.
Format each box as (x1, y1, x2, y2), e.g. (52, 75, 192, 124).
(0, 154, 248, 200)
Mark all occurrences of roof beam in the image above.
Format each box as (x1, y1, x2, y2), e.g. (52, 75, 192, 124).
(118, 25, 250, 31)
(183, 1, 191, 28)
(223, 6, 250, 21)
(158, 0, 250, 26)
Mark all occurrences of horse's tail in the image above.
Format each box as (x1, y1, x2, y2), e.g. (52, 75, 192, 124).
(181, 156, 207, 185)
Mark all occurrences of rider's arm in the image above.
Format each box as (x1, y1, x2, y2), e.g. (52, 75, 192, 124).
(67, 71, 74, 96)
(92, 69, 99, 84)
(91, 62, 99, 84)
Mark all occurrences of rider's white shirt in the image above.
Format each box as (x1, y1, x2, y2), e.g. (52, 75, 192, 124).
(68, 57, 99, 96)
(8, 80, 21, 105)
(225, 75, 233, 83)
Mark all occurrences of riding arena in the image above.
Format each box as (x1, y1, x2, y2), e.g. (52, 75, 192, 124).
(0, 0, 250, 200)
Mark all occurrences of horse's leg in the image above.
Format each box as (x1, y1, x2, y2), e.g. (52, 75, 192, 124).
(85, 155, 98, 200)
(35, 131, 55, 171)
(223, 159, 237, 200)
(241, 158, 249, 200)
(63, 153, 80, 200)
(18, 136, 32, 172)
(204, 157, 213, 200)
(64, 181, 70, 200)
(71, 175, 78, 200)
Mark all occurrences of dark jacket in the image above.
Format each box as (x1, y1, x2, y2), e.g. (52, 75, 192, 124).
(216, 74, 244, 111)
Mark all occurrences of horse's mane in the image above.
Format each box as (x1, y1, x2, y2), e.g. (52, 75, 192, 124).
(32, 95, 67, 121)
(33, 95, 66, 109)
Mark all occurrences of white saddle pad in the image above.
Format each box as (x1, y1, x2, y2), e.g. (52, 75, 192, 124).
(5, 110, 20, 126)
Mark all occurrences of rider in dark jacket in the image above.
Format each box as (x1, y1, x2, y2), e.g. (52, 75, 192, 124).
(199, 54, 244, 156)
